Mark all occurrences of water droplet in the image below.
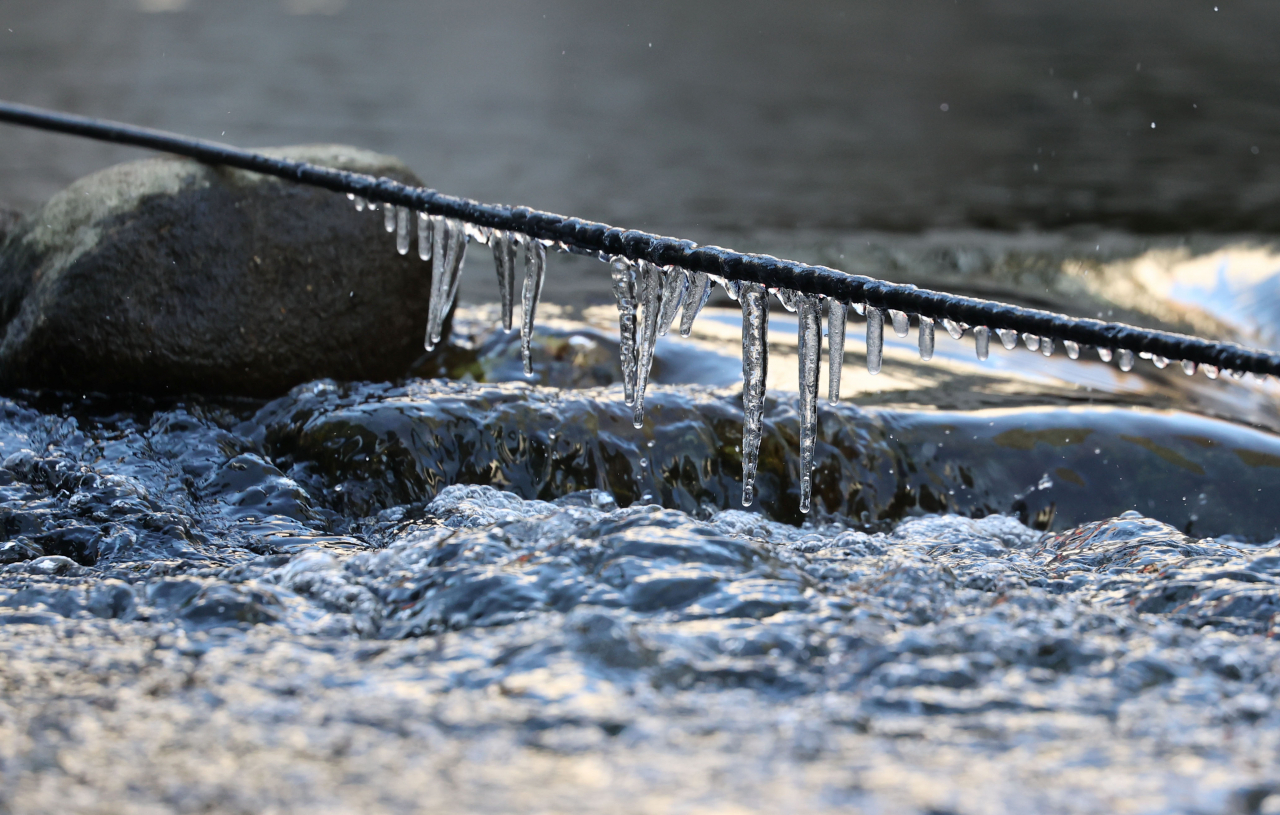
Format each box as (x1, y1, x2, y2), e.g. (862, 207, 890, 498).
(1202, 364, 1219, 380)
(1181, 360, 1196, 375)
(1097, 347, 1113, 362)
(1152, 355, 1169, 369)
(1118, 349, 1135, 371)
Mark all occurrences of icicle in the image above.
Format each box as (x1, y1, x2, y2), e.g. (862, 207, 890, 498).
(1022, 333, 1041, 351)
(1138, 351, 1153, 360)
(632, 261, 663, 427)
(1118, 349, 1135, 371)
(941, 318, 964, 340)
(610, 256, 640, 405)
(384, 204, 396, 233)
(464, 222, 492, 245)
(656, 267, 688, 337)
(866, 308, 884, 375)
(353, 195, 367, 212)
(719, 277, 743, 301)
(775, 288, 799, 312)
(1202, 364, 1219, 379)
(347, 192, 355, 201)
(1230, 368, 1246, 380)
(827, 300, 846, 404)
(997, 328, 1018, 349)
(1064, 340, 1080, 359)
(423, 217, 468, 351)
(852, 302, 866, 317)
(417, 212, 432, 261)
(1181, 360, 1197, 376)
(797, 295, 821, 513)
(918, 315, 935, 361)
(680, 271, 712, 337)
(974, 326, 990, 360)
(521, 237, 547, 376)
(889, 309, 909, 337)
(1040, 338, 1054, 357)
(395, 207, 410, 255)
(1098, 347, 1114, 362)
(1152, 355, 1169, 369)
(491, 230, 517, 331)
(740, 282, 770, 507)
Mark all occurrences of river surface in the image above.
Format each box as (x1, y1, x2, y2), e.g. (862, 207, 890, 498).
(2, 3, 1280, 814)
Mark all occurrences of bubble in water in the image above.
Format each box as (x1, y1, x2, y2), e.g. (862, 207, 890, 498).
(865, 307, 884, 375)
(1064, 340, 1080, 359)
(1118, 349, 1135, 371)
(1022, 333, 1040, 351)
(997, 328, 1018, 350)
(889, 309, 909, 337)
(974, 326, 990, 360)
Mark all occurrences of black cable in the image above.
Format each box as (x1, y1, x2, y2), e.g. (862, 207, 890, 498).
(0, 98, 1276, 377)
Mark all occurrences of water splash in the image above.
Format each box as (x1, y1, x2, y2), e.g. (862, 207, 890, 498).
(521, 238, 547, 376)
(827, 300, 846, 404)
(889, 309, 910, 337)
(656, 267, 688, 337)
(997, 328, 1018, 350)
(680, 272, 712, 337)
(491, 230, 518, 331)
(610, 256, 640, 405)
(632, 261, 663, 427)
(866, 307, 884, 375)
(918, 315, 935, 361)
(395, 206, 410, 255)
(797, 294, 821, 513)
(974, 326, 990, 360)
(740, 282, 770, 507)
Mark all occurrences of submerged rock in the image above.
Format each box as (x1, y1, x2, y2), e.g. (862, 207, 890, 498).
(0, 146, 435, 396)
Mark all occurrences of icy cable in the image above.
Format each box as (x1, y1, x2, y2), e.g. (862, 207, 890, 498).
(2, 100, 1276, 510)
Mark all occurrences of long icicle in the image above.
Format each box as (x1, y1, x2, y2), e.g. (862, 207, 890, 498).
(797, 294, 821, 514)
(919, 315, 935, 360)
(866, 307, 884, 374)
(610, 256, 640, 405)
(632, 260, 663, 427)
(656, 267, 688, 337)
(827, 300, 846, 404)
(679, 271, 712, 336)
(491, 230, 517, 331)
(423, 215, 450, 351)
(740, 282, 770, 507)
(520, 238, 547, 376)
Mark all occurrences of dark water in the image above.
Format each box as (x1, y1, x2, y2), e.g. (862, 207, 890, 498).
(3, 2, 1280, 812)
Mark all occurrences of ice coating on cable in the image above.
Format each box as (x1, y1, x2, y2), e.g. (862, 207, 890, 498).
(680, 271, 711, 337)
(918, 315, 935, 361)
(739, 283, 769, 507)
(866, 307, 884, 375)
(632, 261, 663, 428)
(521, 238, 547, 376)
(797, 294, 821, 513)
(827, 300, 846, 404)
(491, 230, 517, 331)
(610, 256, 640, 405)
(395, 206, 410, 255)
(656, 267, 688, 337)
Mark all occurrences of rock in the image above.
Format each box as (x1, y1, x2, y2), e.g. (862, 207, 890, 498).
(0, 146, 436, 396)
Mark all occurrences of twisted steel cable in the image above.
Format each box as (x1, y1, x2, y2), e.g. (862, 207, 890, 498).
(0, 98, 1276, 378)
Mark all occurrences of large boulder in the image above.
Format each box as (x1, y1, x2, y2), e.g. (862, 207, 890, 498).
(0, 146, 436, 396)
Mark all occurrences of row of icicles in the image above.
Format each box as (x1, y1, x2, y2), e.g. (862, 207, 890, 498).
(349, 194, 1243, 515)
